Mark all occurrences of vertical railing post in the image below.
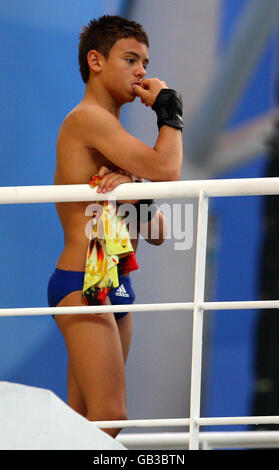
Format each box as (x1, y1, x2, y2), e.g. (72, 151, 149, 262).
(189, 190, 209, 450)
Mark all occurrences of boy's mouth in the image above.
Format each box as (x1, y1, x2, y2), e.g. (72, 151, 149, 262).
(131, 81, 143, 91)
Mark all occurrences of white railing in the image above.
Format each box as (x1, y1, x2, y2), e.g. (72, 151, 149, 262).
(117, 431, 279, 450)
(1, 177, 279, 450)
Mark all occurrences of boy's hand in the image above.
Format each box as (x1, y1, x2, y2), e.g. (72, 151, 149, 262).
(94, 167, 131, 193)
(133, 78, 167, 107)
(91, 166, 138, 203)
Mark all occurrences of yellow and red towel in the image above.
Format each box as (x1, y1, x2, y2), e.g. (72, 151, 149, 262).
(82, 175, 138, 305)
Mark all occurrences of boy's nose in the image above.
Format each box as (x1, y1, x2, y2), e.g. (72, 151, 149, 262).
(135, 64, 146, 79)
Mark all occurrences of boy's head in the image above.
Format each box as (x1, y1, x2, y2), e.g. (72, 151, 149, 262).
(79, 15, 149, 84)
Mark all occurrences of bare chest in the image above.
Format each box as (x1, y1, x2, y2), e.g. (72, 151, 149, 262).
(55, 145, 120, 185)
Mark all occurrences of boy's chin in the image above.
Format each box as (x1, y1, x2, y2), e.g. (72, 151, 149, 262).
(125, 93, 136, 103)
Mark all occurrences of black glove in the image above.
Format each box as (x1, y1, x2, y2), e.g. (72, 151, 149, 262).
(152, 89, 183, 131)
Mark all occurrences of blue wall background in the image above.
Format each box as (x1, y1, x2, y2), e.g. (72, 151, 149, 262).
(204, 0, 278, 430)
(0, 0, 126, 401)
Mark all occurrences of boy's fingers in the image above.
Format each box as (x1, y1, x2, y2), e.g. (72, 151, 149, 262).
(96, 174, 108, 192)
(141, 78, 153, 87)
(134, 78, 168, 106)
(109, 173, 134, 190)
(98, 165, 111, 176)
(133, 84, 149, 100)
(97, 173, 131, 193)
(97, 173, 121, 192)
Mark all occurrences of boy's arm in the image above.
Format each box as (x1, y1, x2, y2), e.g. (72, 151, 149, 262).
(71, 79, 183, 182)
(138, 206, 167, 246)
(91, 167, 140, 203)
(90, 168, 167, 245)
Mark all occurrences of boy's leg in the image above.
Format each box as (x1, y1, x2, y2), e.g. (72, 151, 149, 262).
(66, 312, 133, 417)
(54, 290, 128, 438)
(116, 313, 133, 364)
(67, 359, 87, 417)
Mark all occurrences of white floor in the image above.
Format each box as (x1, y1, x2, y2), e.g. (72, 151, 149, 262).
(0, 381, 125, 450)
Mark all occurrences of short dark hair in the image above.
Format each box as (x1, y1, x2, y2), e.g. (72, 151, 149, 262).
(78, 15, 149, 83)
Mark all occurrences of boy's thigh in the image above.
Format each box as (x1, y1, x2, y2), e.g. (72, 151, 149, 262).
(55, 290, 127, 413)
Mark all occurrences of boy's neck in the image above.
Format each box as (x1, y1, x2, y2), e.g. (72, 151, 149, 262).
(82, 80, 121, 119)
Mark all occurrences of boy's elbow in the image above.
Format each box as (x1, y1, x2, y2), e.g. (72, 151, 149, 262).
(169, 169, 181, 181)
(151, 164, 181, 182)
(164, 166, 181, 181)
(147, 236, 165, 246)
(149, 149, 182, 181)
(162, 157, 182, 181)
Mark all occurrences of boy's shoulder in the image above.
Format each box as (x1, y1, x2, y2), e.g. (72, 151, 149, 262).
(61, 102, 117, 133)
(58, 101, 122, 154)
(64, 102, 105, 122)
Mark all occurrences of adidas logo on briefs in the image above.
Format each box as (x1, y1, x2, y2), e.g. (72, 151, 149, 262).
(115, 284, 129, 298)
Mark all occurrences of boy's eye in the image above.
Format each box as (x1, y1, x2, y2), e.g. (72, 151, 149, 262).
(125, 57, 148, 69)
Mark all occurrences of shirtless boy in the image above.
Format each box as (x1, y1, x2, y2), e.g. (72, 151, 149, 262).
(47, 15, 183, 438)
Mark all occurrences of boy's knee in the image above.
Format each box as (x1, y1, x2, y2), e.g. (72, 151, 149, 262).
(87, 401, 128, 424)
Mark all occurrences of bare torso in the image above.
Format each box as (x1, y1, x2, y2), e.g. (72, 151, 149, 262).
(54, 105, 138, 271)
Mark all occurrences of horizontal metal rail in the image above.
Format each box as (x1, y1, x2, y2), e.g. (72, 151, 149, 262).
(94, 418, 190, 429)
(1, 300, 279, 316)
(0, 303, 194, 317)
(117, 431, 279, 450)
(1, 177, 279, 204)
(93, 415, 279, 429)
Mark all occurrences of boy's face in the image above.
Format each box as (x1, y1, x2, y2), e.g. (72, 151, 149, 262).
(101, 37, 149, 104)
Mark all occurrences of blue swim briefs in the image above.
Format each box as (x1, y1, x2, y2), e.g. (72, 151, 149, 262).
(47, 268, 135, 320)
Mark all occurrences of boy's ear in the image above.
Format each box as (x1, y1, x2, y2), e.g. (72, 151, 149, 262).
(87, 50, 103, 72)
